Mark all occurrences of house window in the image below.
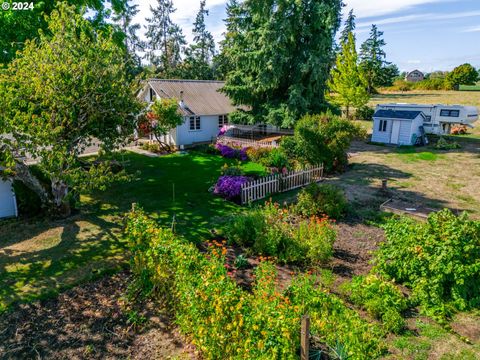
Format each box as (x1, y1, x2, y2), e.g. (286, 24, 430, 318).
(378, 119, 387, 132)
(189, 116, 201, 130)
(440, 109, 460, 117)
(218, 115, 228, 128)
(149, 88, 156, 102)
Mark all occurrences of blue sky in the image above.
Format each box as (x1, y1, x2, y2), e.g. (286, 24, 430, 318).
(133, 0, 480, 72)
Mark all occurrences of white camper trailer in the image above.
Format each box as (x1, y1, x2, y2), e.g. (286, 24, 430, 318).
(375, 103, 478, 135)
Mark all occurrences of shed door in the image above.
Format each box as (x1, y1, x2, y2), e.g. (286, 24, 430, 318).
(390, 121, 401, 144)
(0, 180, 16, 218)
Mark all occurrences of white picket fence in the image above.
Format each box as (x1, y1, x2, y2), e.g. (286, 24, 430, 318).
(241, 164, 323, 204)
(217, 136, 279, 148)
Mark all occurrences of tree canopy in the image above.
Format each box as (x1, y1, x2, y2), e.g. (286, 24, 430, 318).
(446, 63, 479, 89)
(328, 33, 369, 118)
(0, 3, 140, 215)
(220, 0, 343, 127)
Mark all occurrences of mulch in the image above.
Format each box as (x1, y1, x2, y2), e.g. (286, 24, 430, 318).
(0, 272, 196, 360)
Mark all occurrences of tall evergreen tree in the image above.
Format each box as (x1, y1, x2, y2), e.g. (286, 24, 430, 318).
(340, 9, 356, 44)
(113, 1, 143, 78)
(221, 0, 343, 127)
(359, 24, 388, 93)
(181, 0, 216, 79)
(145, 0, 186, 73)
(328, 33, 369, 118)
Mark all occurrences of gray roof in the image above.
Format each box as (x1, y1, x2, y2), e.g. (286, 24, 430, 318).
(374, 109, 423, 120)
(147, 79, 238, 116)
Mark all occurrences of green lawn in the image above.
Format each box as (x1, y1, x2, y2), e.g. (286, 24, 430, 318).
(0, 151, 258, 312)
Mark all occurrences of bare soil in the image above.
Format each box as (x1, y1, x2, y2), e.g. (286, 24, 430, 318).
(0, 272, 196, 360)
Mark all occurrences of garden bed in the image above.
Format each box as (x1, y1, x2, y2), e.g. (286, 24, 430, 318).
(0, 272, 196, 359)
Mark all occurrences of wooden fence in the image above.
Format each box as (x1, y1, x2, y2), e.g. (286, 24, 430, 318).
(216, 136, 279, 148)
(240, 164, 323, 204)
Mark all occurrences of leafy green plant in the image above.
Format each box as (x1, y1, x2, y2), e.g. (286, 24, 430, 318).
(126, 309, 147, 331)
(221, 162, 245, 176)
(343, 275, 409, 333)
(295, 183, 348, 220)
(245, 147, 271, 163)
(374, 210, 480, 319)
(434, 137, 461, 150)
(296, 215, 336, 265)
(224, 208, 266, 248)
(259, 147, 290, 170)
(234, 254, 249, 269)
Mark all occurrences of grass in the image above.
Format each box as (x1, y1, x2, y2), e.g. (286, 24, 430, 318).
(0, 151, 260, 312)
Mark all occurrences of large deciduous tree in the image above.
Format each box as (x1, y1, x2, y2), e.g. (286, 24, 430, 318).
(221, 0, 343, 128)
(0, 3, 141, 216)
(446, 63, 479, 90)
(328, 33, 369, 118)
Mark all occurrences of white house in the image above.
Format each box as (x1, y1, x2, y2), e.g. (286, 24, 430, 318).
(372, 109, 426, 145)
(139, 79, 240, 148)
(0, 177, 18, 219)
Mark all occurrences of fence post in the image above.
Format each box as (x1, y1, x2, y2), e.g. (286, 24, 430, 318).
(301, 315, 310, 360)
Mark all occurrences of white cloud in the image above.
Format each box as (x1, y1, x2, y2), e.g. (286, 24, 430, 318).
(343, 0, 452, 19)
(463, 25, 480, 33)
(356, 11, 480, 28)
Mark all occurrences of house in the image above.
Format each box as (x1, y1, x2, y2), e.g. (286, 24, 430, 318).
(405, 70, 424, 83)
(372, 109, 426, 145)
(0, 177, 18, 219)
(139, 79, 239, 148)
(375, 103, 478, 135)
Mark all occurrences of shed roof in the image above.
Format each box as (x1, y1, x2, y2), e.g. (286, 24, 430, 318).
(374, 109, 423, 120)
(147, 79, 238, 116)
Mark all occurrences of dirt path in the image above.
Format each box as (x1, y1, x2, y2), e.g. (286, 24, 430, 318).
(0, 272, 196, 360)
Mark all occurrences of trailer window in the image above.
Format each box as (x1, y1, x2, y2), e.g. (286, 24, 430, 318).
(440, 109, 460, 117)
(424, 115, 432, 122)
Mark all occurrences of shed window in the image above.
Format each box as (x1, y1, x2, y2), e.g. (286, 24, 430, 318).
(440, 109, 460, 117)
(218, 115, 228, 128)
(378, 119, 387, 132)
(189, 116, 201, 130)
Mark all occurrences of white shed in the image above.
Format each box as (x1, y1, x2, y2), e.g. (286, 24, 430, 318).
(372, 110, 425, 146)
(0, 178, 18, 219)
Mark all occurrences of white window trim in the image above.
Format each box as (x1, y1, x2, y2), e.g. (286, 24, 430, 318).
(218, 114, 229, 128)
(189, 116, 201, 131)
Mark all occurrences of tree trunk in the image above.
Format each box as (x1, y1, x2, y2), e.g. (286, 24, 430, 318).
(13, 161, 51, 208)
(51, 178, 71, 217)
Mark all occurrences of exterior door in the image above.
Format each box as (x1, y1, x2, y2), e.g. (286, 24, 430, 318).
(0, 180, 16, 218)
(390, 120, 401, 144)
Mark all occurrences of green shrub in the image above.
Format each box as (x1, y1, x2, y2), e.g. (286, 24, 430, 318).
(374, 210, 480, 319)
(355, 106, 374, 120)
(281, 112, 365, 172)
(125, 209, 384, 360)
(226, 202, 336, 265)
(344, 275, 409, 333)
(295, 183, 348, 220)
(221, 163, 245, 176)
(434, 137, 461, 150)
(259, 147, 290, 169)
(245, 147, 271, 163)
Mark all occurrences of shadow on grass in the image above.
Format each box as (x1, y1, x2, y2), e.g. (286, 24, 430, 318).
(0, 151, 244, 312)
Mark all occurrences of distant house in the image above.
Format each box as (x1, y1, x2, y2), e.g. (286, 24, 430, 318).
(405, 70, 424, 83)
(0, 176, 17, 219)
(372, 109, 425, 146)
(139, 79, 240, 148)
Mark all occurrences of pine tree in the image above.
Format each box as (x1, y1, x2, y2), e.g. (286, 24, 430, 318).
(359, 24, 388, 93)
(113, 0, 143, 78)
(145, 0, 186, 73)
(340, 9, 356, 44)
(328, 32, 369, 118)
(221, 0, 343, 127)
(181, 0, 216, 79)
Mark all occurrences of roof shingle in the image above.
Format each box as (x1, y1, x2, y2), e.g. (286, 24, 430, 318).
(373, 109, 423, 120)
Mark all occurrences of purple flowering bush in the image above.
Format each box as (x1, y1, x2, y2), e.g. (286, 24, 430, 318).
(215, 143, 248, 161)
(214, 175, 251, 201)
